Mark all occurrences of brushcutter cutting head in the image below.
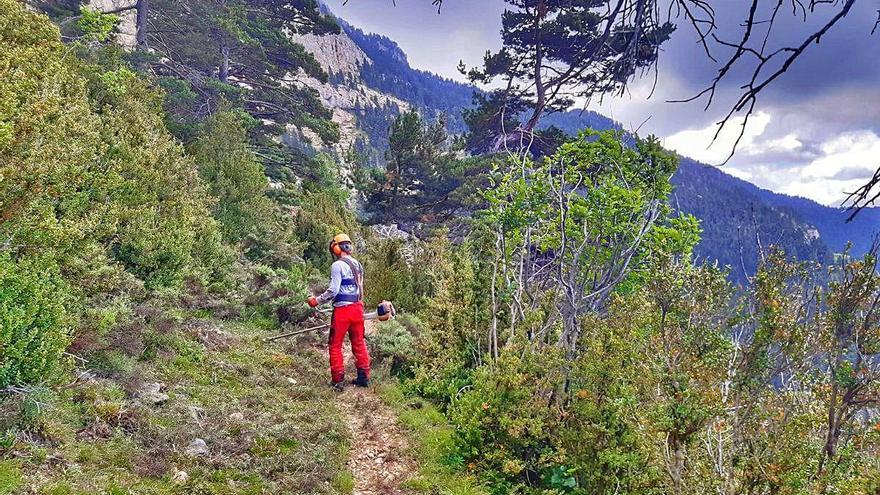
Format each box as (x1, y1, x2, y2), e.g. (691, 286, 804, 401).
(376, 300, 395, 321)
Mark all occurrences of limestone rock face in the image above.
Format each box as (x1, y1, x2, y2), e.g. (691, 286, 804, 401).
(88, 0, 138, 48)
(289, 30, 410, 160)
(294, 31, 368, 79)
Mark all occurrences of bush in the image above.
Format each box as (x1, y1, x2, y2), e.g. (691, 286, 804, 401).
(0, 255, 71, 388)
(248, 264, 311, 325)
(293, 191, 363, 268)
(367, 319, 416, 377)
(360, 239, 434, 311)
(189, 110, 278, 247)
(448, 345, 567, 495)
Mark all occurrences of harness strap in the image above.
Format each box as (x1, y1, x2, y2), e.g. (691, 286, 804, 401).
(337, 257, 364, 302)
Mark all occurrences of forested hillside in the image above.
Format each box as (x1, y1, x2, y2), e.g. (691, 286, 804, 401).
(3, 1, 880, 494)
(299, 6, 875, 281)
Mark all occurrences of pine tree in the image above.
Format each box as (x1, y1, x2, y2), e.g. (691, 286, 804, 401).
(462, 0, 674, 152)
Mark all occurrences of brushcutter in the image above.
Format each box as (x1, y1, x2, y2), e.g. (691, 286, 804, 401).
(264, 301, 396, 342)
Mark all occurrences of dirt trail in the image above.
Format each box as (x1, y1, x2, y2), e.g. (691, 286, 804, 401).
(336, 320, 415, 495)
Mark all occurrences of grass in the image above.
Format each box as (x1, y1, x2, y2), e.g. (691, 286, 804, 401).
(2, 308, 353, 494)
(376, 380, 488, 495)
(0, 460, 21, 495)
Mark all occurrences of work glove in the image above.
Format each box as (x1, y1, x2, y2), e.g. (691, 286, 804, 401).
(307, 296, 318, 308)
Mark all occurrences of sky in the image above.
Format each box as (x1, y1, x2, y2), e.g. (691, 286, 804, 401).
(324, 0, 880, 206)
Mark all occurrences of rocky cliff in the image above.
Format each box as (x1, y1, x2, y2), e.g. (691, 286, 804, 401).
(291, 28, 411, 164)
(88, 0, 137, 47)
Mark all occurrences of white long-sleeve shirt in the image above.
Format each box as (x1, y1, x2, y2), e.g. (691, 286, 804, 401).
(317, 256, 363, 307)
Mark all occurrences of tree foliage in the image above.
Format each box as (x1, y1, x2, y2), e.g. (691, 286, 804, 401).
(0, 0, 227, 385)
(189, 110, 275, 244)
(147, 0, 339, 144)
(462, 0, 674, 151)
(361, 110, 462, 223)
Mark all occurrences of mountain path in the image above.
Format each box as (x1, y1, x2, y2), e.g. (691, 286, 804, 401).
(336, 320, 415, 495)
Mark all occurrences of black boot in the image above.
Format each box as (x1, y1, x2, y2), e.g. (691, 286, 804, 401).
(330, 380, 345, 392)
(351, 369, 370, 388)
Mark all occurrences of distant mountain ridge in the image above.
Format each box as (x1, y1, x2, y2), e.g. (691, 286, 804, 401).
(301, 7, 879, 280)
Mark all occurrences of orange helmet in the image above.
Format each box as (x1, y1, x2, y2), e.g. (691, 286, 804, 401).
(329, 233, 353, 257)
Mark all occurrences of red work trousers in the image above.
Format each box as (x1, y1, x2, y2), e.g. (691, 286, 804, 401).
(328, 302, 370, 383)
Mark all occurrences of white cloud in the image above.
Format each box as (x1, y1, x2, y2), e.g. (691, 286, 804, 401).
(663, 111, 773, 165)
(662, 112, 880, 206)
(801, 131, 880, 179)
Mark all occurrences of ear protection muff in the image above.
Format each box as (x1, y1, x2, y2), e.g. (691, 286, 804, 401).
(329, 241, 343, 257)
(329, 234, 352, 257)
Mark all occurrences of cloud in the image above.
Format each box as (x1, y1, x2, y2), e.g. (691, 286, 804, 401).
(325, 0, 879, 206)
(662, 111, 880, 205)
(663, 111, 775, 165)
(830, 166, 877, 182)
(801, 131, 880, 180)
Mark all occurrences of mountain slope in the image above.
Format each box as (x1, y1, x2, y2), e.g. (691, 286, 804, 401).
(744, 182, 880, 256)
(673, 159, 830, 279)
(296, 9, 875, 279)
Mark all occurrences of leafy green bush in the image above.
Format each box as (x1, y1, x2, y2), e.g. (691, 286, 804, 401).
(447, 345, 567, 495)
(76, 7, 118, 42)
(247, 263, 311, 325)
(0, 255, 70, 388)
(190, 110, 276, 244)
(2, 0, 230, 294)
(293, 191, 363, 267)
(367, 320, 415, 377)
(361, 238, 433, 311)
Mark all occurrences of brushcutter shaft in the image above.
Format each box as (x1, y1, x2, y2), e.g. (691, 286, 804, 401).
(264, 323, 330, 342)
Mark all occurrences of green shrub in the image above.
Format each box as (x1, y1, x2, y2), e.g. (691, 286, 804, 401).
(0, 255, 70, 388)
(293, 191, 362, 267)
(448, 345, 566, 495)
(367, 320, 415, 377)
(189, 110, 278, 246)
(1, 0, 229, 295)
(248, 264, 310, 325)
(395, 313, 426, 337)
(76, 7, 118, 42)
(361, 239, 434, 311)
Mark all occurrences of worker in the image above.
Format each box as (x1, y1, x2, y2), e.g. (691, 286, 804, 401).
(308, 233, 370, 391)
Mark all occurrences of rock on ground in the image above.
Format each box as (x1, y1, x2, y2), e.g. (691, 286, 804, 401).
(185, 438, 209, 457)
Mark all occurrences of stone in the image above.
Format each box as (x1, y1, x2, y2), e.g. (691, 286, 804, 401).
(229, 412, 244, 422)
(185, 438, 209, 457)
(189, 406, 205, 421)
(137, 382, 169, 405)
(171, 469, 189, 485)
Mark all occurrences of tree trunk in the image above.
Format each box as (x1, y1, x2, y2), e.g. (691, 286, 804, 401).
(668, 436, 685, 495)
(490, 231, 501, 360)
(219, 39, 230, 83)
(135, 0, 148, 49)
(523, 0, 547, 134)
